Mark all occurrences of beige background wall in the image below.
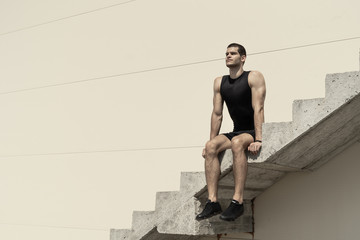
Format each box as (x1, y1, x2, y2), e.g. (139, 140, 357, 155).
(254, 141, 360, 240)
(0, 0, 359, 239)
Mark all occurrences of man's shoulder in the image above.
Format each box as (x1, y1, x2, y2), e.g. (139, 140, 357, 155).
(248, 70, 263, 78)
(215, 75, 227, 80)
(214, 75, 226, 84)
(248, 70, 265, 88)
(213, 76, 226, 92)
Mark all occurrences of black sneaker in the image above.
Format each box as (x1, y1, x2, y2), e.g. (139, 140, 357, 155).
(196, 200, 222, 220)
(219, 199, 244, 221)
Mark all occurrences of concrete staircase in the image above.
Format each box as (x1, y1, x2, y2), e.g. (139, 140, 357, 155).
(111, 53, 360, 240)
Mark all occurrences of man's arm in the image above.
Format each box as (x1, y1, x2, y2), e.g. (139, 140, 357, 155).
(202, 77, 224, 158)
(248, 71, 266, 154)
(210, 77, 224, 140)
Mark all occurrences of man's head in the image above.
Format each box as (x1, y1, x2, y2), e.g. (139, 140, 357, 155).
(226, 43, 246, 68)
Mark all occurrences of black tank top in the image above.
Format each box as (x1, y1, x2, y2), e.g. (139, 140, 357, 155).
(220, 71, 254, 131)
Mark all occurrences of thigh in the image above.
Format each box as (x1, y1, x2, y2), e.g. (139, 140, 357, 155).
(231, 133, 254, 149)
(208, 134, 232, 152)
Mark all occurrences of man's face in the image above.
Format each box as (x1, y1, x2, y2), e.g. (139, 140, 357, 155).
(225, 47, 245, 68)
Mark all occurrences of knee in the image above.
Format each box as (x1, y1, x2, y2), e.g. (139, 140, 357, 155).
(205, 140, 219, 158)
(231, 137, 247, 153)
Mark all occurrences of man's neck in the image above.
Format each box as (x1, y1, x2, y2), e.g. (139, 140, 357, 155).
(229, 66, 244, 79)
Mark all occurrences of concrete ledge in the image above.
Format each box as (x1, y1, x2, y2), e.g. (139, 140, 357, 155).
(270, 92, 360, 169)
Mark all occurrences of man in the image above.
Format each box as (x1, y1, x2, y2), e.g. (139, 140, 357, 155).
(196, 43, 266, 221)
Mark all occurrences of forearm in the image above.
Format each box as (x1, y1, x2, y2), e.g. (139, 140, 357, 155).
(253, 108, 264, 141)
(210, 112, 222, 140)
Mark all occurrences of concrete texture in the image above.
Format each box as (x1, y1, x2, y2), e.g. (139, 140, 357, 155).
(110, 53, 360, 240)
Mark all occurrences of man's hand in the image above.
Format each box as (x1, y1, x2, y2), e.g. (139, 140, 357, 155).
(248, 141, 262, 155)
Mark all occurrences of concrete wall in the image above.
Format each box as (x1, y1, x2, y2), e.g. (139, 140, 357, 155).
(252, 141, 360, 240)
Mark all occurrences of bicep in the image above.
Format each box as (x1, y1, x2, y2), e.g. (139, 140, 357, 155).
(213, 77, 224, 115)
(213, 91, 223, 115)
(250, 73, 266, 110)
(252, 85, 266, 107)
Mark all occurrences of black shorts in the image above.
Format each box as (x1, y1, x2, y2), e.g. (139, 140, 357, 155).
(222, 130, 255, 141)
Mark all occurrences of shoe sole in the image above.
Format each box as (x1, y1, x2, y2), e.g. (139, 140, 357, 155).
(219, 215, 235, 221)
(219, 212, 244, 221)
(195, 211, 222, 220)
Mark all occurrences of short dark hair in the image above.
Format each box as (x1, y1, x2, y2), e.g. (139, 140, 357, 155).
(227, 43, 246, 56)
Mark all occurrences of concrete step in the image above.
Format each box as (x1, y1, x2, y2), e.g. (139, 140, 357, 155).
(131, 211, 156, 240)
(155, 191, 181, 215)
(157, 197, 201, 235)
(292, 98, 329, 135)
(325, 71, 360, 104)
(251, 121, 293, 163)
(291, 71, 359, 137)
(272, 94, 360, 169)
(179, 172, 206, 196)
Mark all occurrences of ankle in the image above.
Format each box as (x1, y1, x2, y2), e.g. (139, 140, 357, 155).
(232, 196, 243, 204)
(231, 199, 243, 205)
(208, 197, 218, 202)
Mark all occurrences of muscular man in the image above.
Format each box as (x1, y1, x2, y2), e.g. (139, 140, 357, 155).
(196, 43, 266, 221)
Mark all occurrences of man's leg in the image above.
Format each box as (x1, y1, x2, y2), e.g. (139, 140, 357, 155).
(220, 133, 253, 221)
(196, 135, 231, 220)
(231, 133, 253, 203)
(204, 135, 232, 202)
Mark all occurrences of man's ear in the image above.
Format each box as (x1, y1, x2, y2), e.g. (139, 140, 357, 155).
(241, 55, 246, 63)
